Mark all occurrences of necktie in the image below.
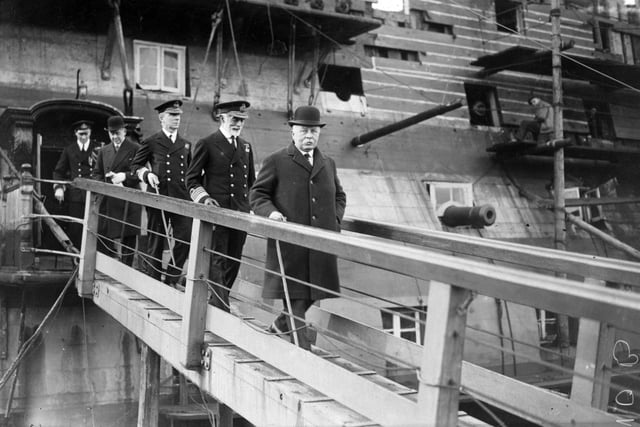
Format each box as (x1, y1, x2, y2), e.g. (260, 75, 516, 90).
(231, 136, 237, 150)
(114, 144, 120, 153)
(304, 152, 312, 166)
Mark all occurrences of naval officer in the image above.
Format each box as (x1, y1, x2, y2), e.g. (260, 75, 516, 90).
(131, 100, 192, 287)
(185, 100, 256, 311)
(53, 120, 101, 249)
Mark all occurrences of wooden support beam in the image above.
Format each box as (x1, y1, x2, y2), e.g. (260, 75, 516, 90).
(18, 165, 35, 270)
(309, 304, 625, 425)
(138, 343, 160, 427)
(77, 192, 100, 297)
(181, 219, 213, 369)
(417, 282, 470, 426)
(218, 404, 233, 427)
(571, 278, 615, 410)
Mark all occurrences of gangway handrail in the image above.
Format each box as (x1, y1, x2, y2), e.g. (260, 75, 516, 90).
(341, 216, 640, 286)
(74, 178, 640, 331)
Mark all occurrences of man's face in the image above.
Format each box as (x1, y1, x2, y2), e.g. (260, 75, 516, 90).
(530, 98, 540, 106)
(219, 114, 246, 137)
(159, 112, 181, 133)
(291, 125, 321, 152)
(75, 128, 91, 144)
(108, 128, 126, 145)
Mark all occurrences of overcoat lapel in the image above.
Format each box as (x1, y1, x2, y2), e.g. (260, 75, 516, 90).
(310, 150, 326, 178)
(287, 143, 312, 172)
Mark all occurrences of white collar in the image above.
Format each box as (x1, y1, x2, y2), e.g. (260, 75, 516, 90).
(219, 128, 237, 144)
(162, 129, 176, 142)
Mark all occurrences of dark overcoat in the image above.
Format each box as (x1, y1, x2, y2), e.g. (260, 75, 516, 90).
(250, 143, 346, 300)
(130, 131, 191, 200)
(92, 138, 142, 238)
(186, 130, 255, 212)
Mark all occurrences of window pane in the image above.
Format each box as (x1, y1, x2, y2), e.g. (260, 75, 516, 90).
(452, 187, 466, 204)
(139, 47, 158, 87)
(401, 331, 417, 343)
(435, 187, 451, 207)
(381, 312, 393, 330)
(399, 315, 416, 329)
(163, 50, 179, 90)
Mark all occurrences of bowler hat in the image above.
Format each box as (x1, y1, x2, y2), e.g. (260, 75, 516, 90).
(288, 106, 325, 127)
(155, 100, 183, 114)
(71, 120, 93, 132)
(106, 115, 126, 131)
(215, 100, 250, 119)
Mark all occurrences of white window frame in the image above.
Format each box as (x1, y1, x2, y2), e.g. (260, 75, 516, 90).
(133, 40, 186, 95)
(381, 307, 426, 345)
(564, 187, 583, 221)
(584, 188, 605, 223)
(426, 182, 474, 216)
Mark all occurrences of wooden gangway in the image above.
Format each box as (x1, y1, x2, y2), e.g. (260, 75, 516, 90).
(72, 178, 640, 426)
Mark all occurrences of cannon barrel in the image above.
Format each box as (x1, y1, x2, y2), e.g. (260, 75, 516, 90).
(350, 99, 464, 147)
(441, 204, 496, 228)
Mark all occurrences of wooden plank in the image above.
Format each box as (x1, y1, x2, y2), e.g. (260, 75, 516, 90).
(77, 191, 100, 297)
(417, 282, 470, 426)
(138, 343, 160, 427)
(78, 180, 640, 331)
(571, 278, 615, 411)
(341, 217, 640, 287)
(310, 305, 626, 425)
(181, 219, 213, 369)
(92, 279, 378, 426)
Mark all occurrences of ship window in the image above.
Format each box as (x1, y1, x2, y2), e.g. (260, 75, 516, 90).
(409, 9, 454, 35)
(593, 21, 614, 52)
(317, 64, 364, 102)
(564, 186, 605, 224)
(373, 0, 403, 12)
(134, 40, 187, 95)
(495, 0, 523, 33)
(364, 45, 420, 62)
(584, 100, 615, 140)
(381, 306, 426, 344)
(426, 182, 473, 216)
(464, 83, 502, 126)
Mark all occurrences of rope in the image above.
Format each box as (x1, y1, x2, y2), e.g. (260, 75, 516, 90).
(224, 0, 247, 96)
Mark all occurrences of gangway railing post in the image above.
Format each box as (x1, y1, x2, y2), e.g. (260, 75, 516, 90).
(18, 164, 35, 270)
(417, 281, 470, 426)
(570, 278, 614, 410)
(180, 218, 212, 369)
(77, 191, 100, 297)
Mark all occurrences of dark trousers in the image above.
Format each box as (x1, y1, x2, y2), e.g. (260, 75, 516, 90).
(208, 226, 247, 312)
(143, 207, 192, 285)
(273, 299, 315, 350)
(516, 119, 542, 141)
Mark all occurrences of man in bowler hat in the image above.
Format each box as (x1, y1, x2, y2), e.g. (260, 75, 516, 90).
(131, 100, 192, 286)
(250, 106, 346, 350)
(92, 116, 142, 266)
(186, 100, 256, 311)
(53, 120, 101, 249)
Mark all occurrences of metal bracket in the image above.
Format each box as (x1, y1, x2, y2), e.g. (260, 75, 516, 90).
(201, 347, 212, 371)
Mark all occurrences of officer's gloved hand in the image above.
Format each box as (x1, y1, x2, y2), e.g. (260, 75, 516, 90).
(147, 173, 159, 189)
(203, 197, 220, 207)
(54, 188, 65, 203)
(268, 211, 286, 222)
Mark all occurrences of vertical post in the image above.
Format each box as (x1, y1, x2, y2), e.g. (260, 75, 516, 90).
(417, 281, 470, 426)
(77, 192, 100, 297)
(18, 164, 34, 270)
(180, 219, 212, 369)
(218, 403, 234, 427)
(550, 1, 570, 354)
(570, 278, 614, 410)
(138, 343, 160, 427)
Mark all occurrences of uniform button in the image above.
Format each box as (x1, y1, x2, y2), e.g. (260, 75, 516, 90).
(230, 194, 235, 197)
(310, 180, 314, 184)
(244, 194, 247, 198)
(166, 161, 170, 165)
(180, 163, 184, 167)
(243, 184, 247, 188)
(180, 178, 184, 182)
(166, 154, 170, 157)
(243, 174, 247, 178)
(180, 155, 184, 159)
(243, 165, 247, 169)
(180, 171, 184, 175)
(230, 174, 234, 178)
(230, 184, 235, 188)
(167, 170, 171, 173)
(167, 178, 172, 182)
(312, 197, 316, 202)
(312, 215, 317, 220)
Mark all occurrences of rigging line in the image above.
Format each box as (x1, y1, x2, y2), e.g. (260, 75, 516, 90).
(224, 0, 247, 95)
(265, 0, 444, 105)
(0, 267, 78, 391)
(184, 10, 223, 133)
(461, 388, 509, 427)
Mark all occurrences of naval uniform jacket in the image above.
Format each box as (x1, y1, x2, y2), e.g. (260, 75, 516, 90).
(249, 143, 346, 301)
(185, 130, 255, 212)
(53, 140, 102, 203)
(92, 138, 142, 238)
(130, 131, 191, 200)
